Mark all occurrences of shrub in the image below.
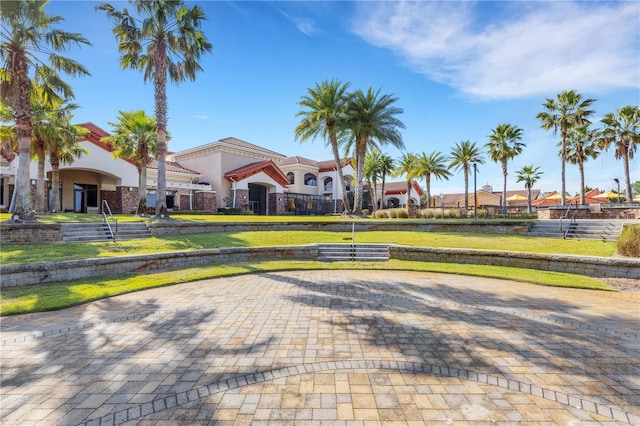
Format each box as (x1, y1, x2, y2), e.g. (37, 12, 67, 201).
(617, 225, 640, 257)
(396, 208, 409, 218)
(362, 209, 370, 216)
(374, 210, 389, 219)
(388, 209, 398, 218)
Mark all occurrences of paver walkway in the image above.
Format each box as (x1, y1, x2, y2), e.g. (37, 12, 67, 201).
(1, 270, 639, 425)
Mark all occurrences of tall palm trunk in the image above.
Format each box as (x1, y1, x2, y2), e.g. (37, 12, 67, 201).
(370, 177, 378, 212)
(425, 174, 431, 208)
(353, 137, 367, 215)
(501, 158, 508, 214)
(560, 131, 567, 207)
(137, 144, 149, 215)
(622, 147, 632, 201)
(13, 51, 34, 219)
(154, 42, 169, 218)
(526, 184, 532, 214)
(406, 181, 412, 207)
(463, 166, 469, 217)
(380, 173, 387, 209)
(49, 152, 61, 213)
(35, 140, 47, 213)
(578, 159, 585, 205)
(328, 129, 350, 214)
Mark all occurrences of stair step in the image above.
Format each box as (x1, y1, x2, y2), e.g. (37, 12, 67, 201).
(317, 244, 390, 262)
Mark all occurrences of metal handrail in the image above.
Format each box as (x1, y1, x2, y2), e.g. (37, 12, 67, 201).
(560, 201, 577, 239)
(102, 200, 117, 242)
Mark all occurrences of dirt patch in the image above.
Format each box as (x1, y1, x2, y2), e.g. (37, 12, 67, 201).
(600, 278, 640, 293)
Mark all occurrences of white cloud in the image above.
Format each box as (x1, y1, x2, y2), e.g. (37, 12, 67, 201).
(352, 1, 640, 100)
(279, 9, 317, 36)
(192, 115, 209, 120)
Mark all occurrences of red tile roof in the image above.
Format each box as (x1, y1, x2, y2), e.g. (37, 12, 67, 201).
(224, 160, 290, 186)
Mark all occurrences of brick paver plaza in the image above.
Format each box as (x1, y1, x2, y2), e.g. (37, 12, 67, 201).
(1, 270, 639, 425)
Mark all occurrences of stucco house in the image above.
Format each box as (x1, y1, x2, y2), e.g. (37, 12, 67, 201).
(0, 122, 212, 214)
(1, 125, 368, 215)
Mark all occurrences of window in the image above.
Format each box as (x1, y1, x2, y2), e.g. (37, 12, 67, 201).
(287, 172, 295, 185)
(73, 183, 98, 213)
(323, 177, 333, 192)
(343, 177, 352, 192)
(304, 173, 317, 187)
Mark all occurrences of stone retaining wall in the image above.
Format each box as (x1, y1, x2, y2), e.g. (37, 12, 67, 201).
(0, 223, 62, 244)
(148, 221, 530, 237)
(0, 246, 316, 288)
(390, 246, 640, 279)
(1, 221, 531, 244)
(2, 245, 638, 288)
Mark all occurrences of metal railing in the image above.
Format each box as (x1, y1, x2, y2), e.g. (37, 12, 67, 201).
(560, 201, 577, 239)
(102, 200, 118, 242)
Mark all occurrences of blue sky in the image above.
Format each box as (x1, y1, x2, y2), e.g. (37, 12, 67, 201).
(47, 0, 639, 195)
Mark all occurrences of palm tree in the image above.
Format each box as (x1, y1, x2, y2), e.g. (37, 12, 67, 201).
(1, 0, 90, 220)
(102, 110, 158, 216)
(48, 125, 88, 213)
(343, 87, 405, 215)
(565, 125, 600, 205)
(536, 90, 596, 207)
(378, 153, 395, 209)
(363, 149, 382, 212)
(393, 152, 419, 207)
(30, 84, 81, 213)
(295, 79, 352, 214)
(597, 105, 639, 201)
(416, 151, 451, 208)
(485, 123, 525, 214)
(515, 165, 543, 213)
(450, 140, 484, 216)
(98, 0, 212, 219)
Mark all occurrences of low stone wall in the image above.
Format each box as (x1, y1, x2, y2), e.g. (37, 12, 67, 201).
(391, 246, 640, 279)
(0, 246, 317, 287)
(148, 221, 531, 237)
(3, 244, 638, 288)
(0, 223, 62, 244)
(539, 206, 640, 220)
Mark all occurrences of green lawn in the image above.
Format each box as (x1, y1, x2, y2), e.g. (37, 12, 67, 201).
(0, 260, 612, 316)
(0, 214, 621, 316)
(0, 231, 616, 265)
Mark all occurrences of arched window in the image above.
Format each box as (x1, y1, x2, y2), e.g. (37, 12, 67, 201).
(323, 177, 333, 192)
(304, 173, 317, 186)
(286, 172, 295, 185)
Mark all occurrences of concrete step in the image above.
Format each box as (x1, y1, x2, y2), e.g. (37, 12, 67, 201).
(61, 222, 151, 242)
(317, 244, 390, 262)
(528, 220, 623, 241)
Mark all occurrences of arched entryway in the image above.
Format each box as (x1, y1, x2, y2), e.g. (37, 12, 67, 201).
(248, 183, 268, 215)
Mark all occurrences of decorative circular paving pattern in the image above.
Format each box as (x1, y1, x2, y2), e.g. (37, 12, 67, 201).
(1, 270, 638, 425)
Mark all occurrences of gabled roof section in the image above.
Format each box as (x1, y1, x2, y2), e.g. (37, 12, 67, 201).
(318, 157, 355, 172)
(224, 160, 289, 186)
(383, 181, 424, 197)
(175, 137, 286, 159)
(219, 137, 286, 158)
(77, 122, 113, 151)
(148, 159, 200, 175)
(280, 156, 318, 167)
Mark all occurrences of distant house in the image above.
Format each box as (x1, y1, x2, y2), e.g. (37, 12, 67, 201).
(439, 184, 541, 211)
(377, 181, 423, 208)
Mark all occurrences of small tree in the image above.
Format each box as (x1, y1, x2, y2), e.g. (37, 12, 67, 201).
(102, 110, 157, 216)
(485, 123, 525, 214)
(515, 165, 543, 213)
(450, 140, 484, 216)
